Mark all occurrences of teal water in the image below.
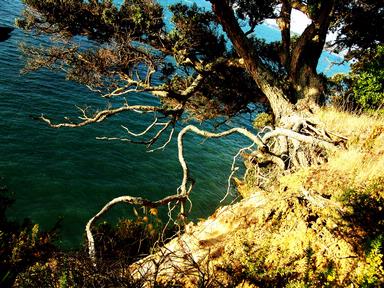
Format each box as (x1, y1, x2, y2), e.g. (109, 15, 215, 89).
(0, 0, 349, 248)
(0, 0, 254, 248)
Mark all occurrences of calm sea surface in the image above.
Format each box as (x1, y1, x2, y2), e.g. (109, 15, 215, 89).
(0, 0, 348, 248)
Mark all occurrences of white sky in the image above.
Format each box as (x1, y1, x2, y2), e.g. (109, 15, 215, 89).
(264, 8, 337, 42)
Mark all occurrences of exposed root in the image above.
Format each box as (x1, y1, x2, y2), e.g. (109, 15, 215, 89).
(85, 121, 345, 263)
(262, 127, 337, 151)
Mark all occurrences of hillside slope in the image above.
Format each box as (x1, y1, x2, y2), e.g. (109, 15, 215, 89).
(129, 108, 384, 287)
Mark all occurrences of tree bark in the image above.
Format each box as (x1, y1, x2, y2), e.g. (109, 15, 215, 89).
(277, 0, 292, 68)
(211, 0, 335, 118)
(289, 0, 335, 109)
(210, 0, 295, 123)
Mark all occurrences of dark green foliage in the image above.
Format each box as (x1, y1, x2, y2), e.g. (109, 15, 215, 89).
(91, 208, 168, 262)
(328, 1, 383, 112)
(184, 63, 264, 120)
(18, 0, 272, 121)
(17, 0, 384, 122)
(14, 212, 178, 287)
(331, 0, 384, 62)
(327, 73, 355, 111)
(340, 178, 384, 239)
(230, 0, 278, 27)
(15, 252, 145, 287)
(168, 3, 226, 61)
(18, 0, 164, 41)
(248, 38, 285, 75)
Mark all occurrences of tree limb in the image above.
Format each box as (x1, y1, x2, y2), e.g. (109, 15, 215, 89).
(277, 0, 291, 67)
(39, 105, 182, 128)
(177, 125, 265, 198)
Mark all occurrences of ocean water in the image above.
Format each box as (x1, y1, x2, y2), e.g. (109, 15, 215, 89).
(0, 0, 349, 248)
(0, 0, 254, 248)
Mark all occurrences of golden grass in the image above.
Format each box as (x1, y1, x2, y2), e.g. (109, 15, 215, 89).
(124, 108, 384, 287)
(316, 107, 384, 148)
(316, 107, 384, 186)
(217, 108, 384, 286)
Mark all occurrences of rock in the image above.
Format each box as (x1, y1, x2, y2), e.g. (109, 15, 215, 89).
(0, 26, 14, 42)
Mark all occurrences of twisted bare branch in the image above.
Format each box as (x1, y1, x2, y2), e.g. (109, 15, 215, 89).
(40, 105, 182, 128)
(86, 193, 188, 262)
(86, 120, 341, 263)
(122, 118, 160, 137)
(177, 125, 266, 198)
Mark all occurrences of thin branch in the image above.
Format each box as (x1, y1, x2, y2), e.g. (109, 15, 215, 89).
(147, 120, 174, 148)
(244, 23, 256, 36)
(95, 136, 136, 143)
(180, 74, 204, 97)
(177, 125, 265, 203)
(97, 118, 176, 151)
(121, 117, 159, 137)
(102, 81, 170, 98)
(147, 127, 175, 153)
(221, 143, 255, 203)
(40, 105, 181, 128)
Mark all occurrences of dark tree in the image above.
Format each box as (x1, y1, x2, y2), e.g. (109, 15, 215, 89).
(16, 0, 382, 260)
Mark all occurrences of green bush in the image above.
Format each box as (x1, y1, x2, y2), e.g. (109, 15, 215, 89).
(328, 45, 384, 113)
(352, 45, 384, 111)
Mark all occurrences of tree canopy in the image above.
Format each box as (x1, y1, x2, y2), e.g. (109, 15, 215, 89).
(17, 0, 383, 124)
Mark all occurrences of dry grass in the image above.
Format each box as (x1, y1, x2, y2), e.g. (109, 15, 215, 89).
(134, 108, 384, 287)
(203, 109, 384, 287)
(316, 107, 384, 185)
(316, 107, 384, 148)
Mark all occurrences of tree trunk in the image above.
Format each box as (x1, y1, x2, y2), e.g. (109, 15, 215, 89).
(210, 1, 343, 170)
(210, 0, 295, 124)
(288, 0, 334, 110)
(277, 0, 292, 68)
(211, 0, 335, 121)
